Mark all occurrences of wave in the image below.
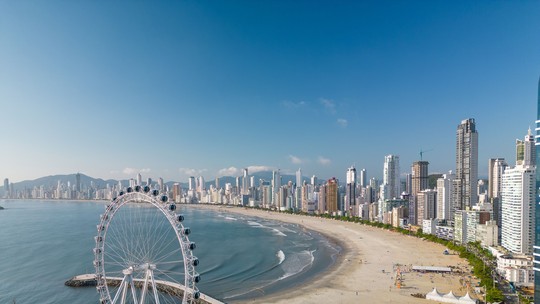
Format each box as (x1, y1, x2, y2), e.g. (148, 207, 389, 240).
(272, 228, 287, 237)
(222, 249, 316, 300)
(276, 250, 285, 265)
(279, 249, 315, 280)
(247, 220, 287, 237)
(224, 216, 237, 221)
(247, 220, 264, 227)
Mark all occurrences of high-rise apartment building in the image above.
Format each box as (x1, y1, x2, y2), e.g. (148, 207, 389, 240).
(158, 177, 164, 192)
(345, 166, 357, 214)
(489, 158, 508, 199)
(531, 76, 540, 303)
(516, 128, 536, 166)
(4, 178, 9, 198)
(411, 161, 429, 196)
(359, 169, 367, 188)
(453, 118, 479, 212)
(198, 176, 205, 192)
(188, 176, 195, 191)
(405, 173, 412, 195)
(272, 170, 281, 206)
(296, 168, 302, 188)
(488, 158, 508, 239)
(411, 161, 429, 225)
(416, 189, 437, 225)
(172, 183, 182, 202)
(436, 171, 455, 221)
(501, 165, 535, 255)
(326, 178, 338, 212)
(383, 155, 400, 200)
(242, 168, 249, 195)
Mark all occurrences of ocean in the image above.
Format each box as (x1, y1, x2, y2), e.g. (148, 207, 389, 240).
(0, 200, 339, 303)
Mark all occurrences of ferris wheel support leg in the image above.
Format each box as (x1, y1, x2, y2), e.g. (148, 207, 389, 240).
(120, 277, 131, 304)
(149, 271, 160, 304)
(112, 276, 128, 304)
(129, 277, 139, 304)
(139, 267, 151, 304)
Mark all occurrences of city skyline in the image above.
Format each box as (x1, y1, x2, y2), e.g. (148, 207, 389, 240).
(1, 1, 539, 183)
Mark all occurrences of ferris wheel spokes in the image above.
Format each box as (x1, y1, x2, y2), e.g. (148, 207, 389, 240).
(94, 187, 200, 304)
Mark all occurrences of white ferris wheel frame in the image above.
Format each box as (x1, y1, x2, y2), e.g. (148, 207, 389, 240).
(94, 187, 200, 304)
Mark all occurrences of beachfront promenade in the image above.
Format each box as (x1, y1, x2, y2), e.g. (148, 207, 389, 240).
(65, 274, 223, 304)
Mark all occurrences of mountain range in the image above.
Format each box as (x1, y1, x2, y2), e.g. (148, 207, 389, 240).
(0, 171, 316, 193)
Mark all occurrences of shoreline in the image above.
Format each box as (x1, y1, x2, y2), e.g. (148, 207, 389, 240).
(190, 205, 478, 304)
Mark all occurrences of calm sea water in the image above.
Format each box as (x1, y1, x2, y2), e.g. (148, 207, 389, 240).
(0, 200, 339, 303)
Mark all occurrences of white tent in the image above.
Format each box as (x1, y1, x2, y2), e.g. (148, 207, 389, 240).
(458, 292, 478, 304)
(426, 287, 443, 301)
(424, 288, 478, 304)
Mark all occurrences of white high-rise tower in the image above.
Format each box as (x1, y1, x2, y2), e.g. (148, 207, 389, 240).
(359, 169, 367, 188)
(383, 155, 400, 199)
(272, 170, 281, 206)
(502, 129, 537, 255)
(501, 165, 535, 254)
(436, 171, 455, 220)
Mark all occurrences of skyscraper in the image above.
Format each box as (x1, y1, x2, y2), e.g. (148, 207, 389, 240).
(488, 157, 508, 241)
(383, 155, 400, 200)
(488, 158, 508, 199)
(296, 168, 302, 188)
(345, 166, 357, 214)
(501, 165, 535, 254)
(3, 178, 9, 198)
(516, 127, 536, 166)
(417, 189, 437, 224)
(409, 161, 428, 225)
(76, 173, 81, 192)
(533, 77, 540, 302)
(198, 176, 205, 192)
(272, 170, 281, 206)
(326, 178, 338, 212)
(436, 171, 454, 221)
(311, 175, 317, 186)
(359, 169, 367, 188)
(188, 176, 195, 191)
(158, 177, 164, 192)
(411, 161, 429, 195)
(242, 168, 249, 195)
(453, 118, 479, 212)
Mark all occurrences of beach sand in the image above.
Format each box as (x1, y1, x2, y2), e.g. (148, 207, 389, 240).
(193, 205, 480, 304)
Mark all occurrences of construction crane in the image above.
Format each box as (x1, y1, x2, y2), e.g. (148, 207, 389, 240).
(419, 148, 433, 161)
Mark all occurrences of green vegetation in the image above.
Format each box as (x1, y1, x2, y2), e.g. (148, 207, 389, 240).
(428, 174, 443, 189)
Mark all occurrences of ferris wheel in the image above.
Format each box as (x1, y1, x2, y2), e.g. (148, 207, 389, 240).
(94, 185, 200, 304)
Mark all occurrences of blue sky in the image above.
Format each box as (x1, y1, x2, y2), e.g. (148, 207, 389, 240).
(1, 1, 539, 183)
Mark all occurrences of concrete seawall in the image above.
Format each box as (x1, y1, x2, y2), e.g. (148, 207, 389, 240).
(65, 274, 224, 304)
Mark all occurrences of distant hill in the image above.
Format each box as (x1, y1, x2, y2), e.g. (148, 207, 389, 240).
(1, 171, 319, 194)
(1, 173, 124, 192)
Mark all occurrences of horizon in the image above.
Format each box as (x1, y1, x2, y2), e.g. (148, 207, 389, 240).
(1, 1, 539, 183)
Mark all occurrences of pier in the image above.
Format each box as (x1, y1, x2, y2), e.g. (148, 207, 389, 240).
(65, 274, 224, 304)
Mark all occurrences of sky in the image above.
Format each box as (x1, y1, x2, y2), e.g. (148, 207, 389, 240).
(1, 1, 539, 183)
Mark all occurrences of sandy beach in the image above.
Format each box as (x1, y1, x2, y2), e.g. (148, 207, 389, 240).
(193, 205, 479, 304)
